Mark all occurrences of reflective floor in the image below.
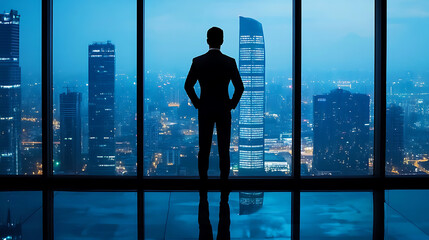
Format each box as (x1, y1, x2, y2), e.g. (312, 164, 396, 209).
(145, 191, 291, 240)
(145, 191, 375, 240)
(2, 191, 429, 239)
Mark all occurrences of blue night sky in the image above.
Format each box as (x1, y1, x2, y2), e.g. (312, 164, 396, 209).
(2, 0, 429, 84)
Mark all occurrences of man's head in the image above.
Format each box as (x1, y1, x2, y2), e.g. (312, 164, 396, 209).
(207, 27, 223, 49)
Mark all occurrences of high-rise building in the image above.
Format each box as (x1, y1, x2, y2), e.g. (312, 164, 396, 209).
(386, 103, 404, 173)
(0, 10, 21, 175)
(238, 16, 265, 175)
(59, 89, 82, 174)
(88, 41, 116, 175)
(313, 89, 370, 175)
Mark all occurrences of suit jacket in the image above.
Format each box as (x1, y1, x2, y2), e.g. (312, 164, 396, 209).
(185, 49, 244, 114)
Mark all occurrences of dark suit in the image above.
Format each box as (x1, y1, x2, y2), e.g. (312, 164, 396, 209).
(185, 49, 244, 180)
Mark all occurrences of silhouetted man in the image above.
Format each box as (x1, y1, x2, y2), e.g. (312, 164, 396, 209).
(185, 27, 244, 183)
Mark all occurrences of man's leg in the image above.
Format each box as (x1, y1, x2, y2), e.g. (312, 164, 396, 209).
(198, 115, 215, 181)
(217, 190, 231, 240)
(217, 112, 231, 181)
(199, 190, 214, 240)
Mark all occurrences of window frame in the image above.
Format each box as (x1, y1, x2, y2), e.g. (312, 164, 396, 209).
(2, 0, 429, 239)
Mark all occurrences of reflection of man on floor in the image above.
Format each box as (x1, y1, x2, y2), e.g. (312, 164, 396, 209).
(185, 27, 244, 183)
(199, 190, 231, 240)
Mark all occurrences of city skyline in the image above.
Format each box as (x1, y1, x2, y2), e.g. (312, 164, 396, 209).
(1, 1, 429, 239)
(1, 0, 429, 178)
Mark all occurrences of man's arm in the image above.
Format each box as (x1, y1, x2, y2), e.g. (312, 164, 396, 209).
(230, 59, 244, 109)
(184, 60, 200, 109)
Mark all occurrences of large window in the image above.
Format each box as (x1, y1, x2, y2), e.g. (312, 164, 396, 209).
(302, 0, 374, 176)
(1, 0, 42, 175)
(53, 0, 137, 175)
(144, 0, 293, 177)
(386, 0, 429, 175)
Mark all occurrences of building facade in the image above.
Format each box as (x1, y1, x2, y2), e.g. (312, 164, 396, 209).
(238, 16, 265, 175)
(59, 89, 82, 174)
(0, 10, 21, 175)
(88, 41, 116, 175)
(386, 103, 404, 173)
(313, 89, 370, 175)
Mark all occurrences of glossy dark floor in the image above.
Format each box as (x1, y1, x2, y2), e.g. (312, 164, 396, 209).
(1, 191, 429, 239)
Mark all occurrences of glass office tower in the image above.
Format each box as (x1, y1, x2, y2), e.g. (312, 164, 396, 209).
(313, 89, 370, 175)
(238, 16, 265, 175)
(88, 41, 116, 175)
(59, 89, 82, 174)
(0, 10, 21, 175)
(386, 104, 405, 174)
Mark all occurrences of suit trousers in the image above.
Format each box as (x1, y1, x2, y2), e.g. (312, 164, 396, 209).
(198, 110, 231, 180)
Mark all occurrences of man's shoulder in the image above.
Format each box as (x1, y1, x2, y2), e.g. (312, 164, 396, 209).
(192, 52, 208, 62)
(220, 53, 235, 62)
(192, 52, 236, 67)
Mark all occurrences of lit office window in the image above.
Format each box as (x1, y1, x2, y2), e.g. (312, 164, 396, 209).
(386, 0, 429, 176)
(0, 191, 42, 239)
(54, 192, 137, 239)
(1, 1, 42, 175)
(144, 0, 292, 177)
(302, 0, 374, 176)
(53, 0, 136, 175)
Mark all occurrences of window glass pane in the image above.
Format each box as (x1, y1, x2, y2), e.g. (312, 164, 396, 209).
(386, 0, 429, 175)
(385, 190, 429, 239)
(0, 191, 42, 239)
(54, 192, 137, 239)
(144, 0, 292, 177)
(53, 0, 136, 175)
(301, 0, 374, 176)
(1, 1, 42, 175)
(301, 192, 373, 239)
(145, 191, 291, 239)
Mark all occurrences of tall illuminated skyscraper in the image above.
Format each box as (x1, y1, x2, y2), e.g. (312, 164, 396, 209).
(238, 16, 265, 175)
(88, 41, 116, 175)
(0, 10, 21, 175)
(59, 89, 82, 174)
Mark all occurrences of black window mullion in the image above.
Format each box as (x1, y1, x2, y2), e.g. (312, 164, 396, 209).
(137, 0, 144, 181)
(374, 0, 387, 239)
(42, 0, 53, 181)
(374, 0, 387, 179)
(42, 0, 53, 239)
(137, 0, 145, 239)
(292, 0, 302, 239)
(292, 0, 302, 182)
